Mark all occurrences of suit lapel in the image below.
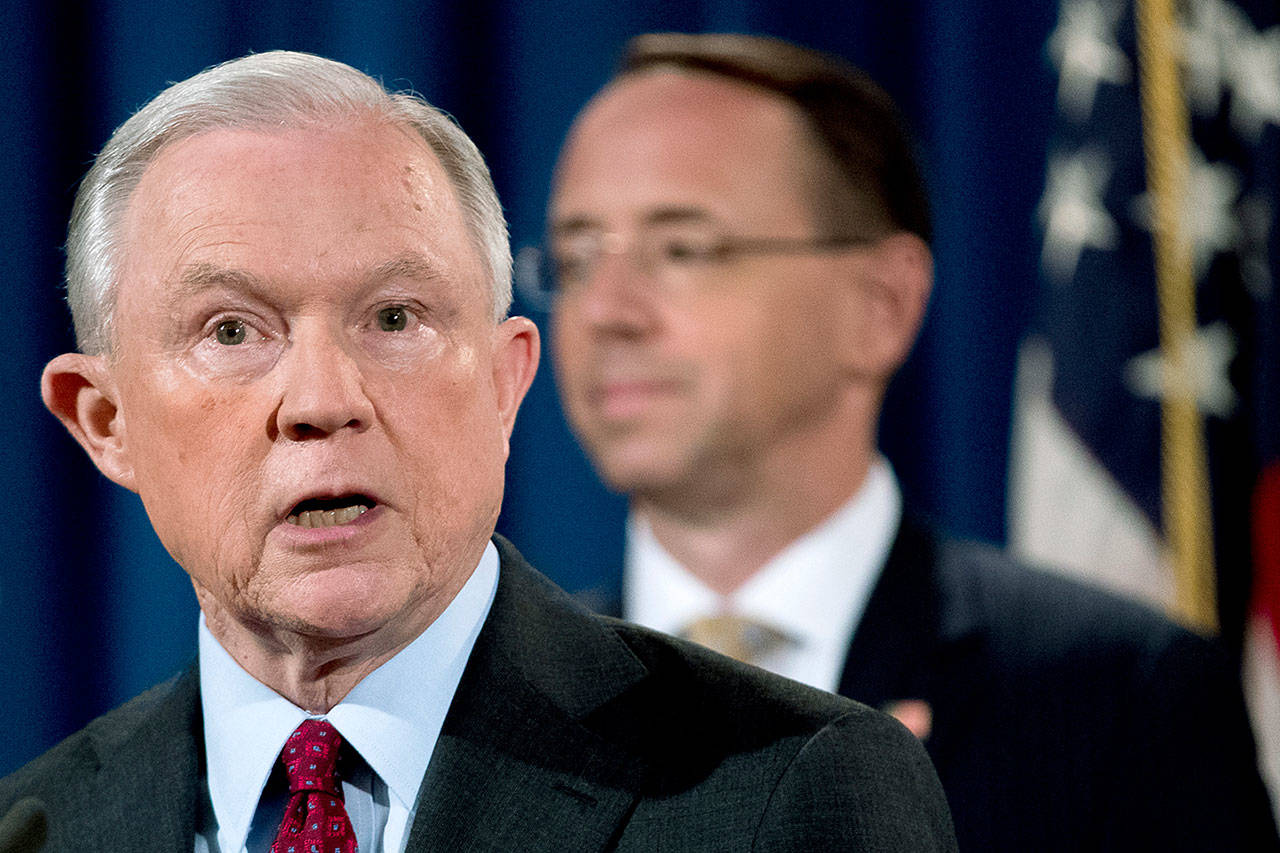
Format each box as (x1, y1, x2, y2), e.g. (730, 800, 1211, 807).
(839, 516, 986, 770)
(405, 537, 648, 852)
(839, 515, 944, 709)
(88, 668, 203, 852)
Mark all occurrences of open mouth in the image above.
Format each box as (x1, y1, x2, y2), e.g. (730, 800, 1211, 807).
(285, 495, 376, 529)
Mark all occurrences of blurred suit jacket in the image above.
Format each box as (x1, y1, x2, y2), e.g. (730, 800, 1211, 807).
(0, 536, 956, 852)
(597, 514, 1279, 852)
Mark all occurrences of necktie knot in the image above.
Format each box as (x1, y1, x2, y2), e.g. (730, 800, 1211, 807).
(271, 720, 358, 853)
(281, 719, 343, 795)
(681, 614, 790, 666)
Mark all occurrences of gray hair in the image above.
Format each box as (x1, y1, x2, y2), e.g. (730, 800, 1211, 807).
(66, 50, 512, 355)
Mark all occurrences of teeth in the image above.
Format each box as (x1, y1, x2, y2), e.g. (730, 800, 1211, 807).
(286, 504, 369, 528)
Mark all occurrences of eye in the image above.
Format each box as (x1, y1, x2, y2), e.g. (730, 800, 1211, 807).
(376, 305, 411, 331)
(657, 235, 720, 264)
(550, 233, 600, 289)
(214, 319, 248, 345)
(553, 251, 592, 287)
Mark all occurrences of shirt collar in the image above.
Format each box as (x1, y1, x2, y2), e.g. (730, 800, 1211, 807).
(625, 458, 901, 657)
(199, 540, 499, 853)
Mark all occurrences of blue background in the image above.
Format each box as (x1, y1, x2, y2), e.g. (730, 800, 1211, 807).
(0, 0, 1056, 774)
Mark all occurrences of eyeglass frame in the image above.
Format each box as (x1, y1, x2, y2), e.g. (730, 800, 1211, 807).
(514, 225, 877, 310)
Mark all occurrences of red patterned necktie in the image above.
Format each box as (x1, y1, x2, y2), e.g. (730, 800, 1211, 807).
(270, 719, 359, 853)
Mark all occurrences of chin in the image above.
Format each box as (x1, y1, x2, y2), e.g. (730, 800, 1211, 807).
(268, 572, 424, 642)
(585, 425, 703, 487)
(594, 455, 692, 497)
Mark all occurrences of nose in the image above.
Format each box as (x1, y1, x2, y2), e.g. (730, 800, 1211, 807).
(272, 325, 375, 441)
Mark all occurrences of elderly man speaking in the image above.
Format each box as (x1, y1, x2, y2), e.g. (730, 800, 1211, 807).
(0, 51, 954, 853)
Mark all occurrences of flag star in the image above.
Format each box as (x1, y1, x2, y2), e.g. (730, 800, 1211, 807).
(1047, 0, 1132, 121)
(1180, 0, 1248, 117)
(1227, 24, 1280, 139)
(1130, 148, 1241, 281)
(1181, 0, 1280, 135)
(1124, 321, 1238, 418)
(1039, 147, 1119, 284)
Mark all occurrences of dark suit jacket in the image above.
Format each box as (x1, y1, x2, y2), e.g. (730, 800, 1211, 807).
(591, 514, 1279, 850)
(0, 536, 956, 852)
(841, 515, 1279, 851)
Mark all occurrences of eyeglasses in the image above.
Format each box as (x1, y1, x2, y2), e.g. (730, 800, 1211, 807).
(514, 226, 874, 308)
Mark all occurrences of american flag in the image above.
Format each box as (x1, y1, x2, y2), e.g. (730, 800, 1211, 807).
(1007, 0, 1280, 811)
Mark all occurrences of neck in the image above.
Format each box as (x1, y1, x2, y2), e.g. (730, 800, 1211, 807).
(197, 595, 432, 714)
(637, 432, 877, 596)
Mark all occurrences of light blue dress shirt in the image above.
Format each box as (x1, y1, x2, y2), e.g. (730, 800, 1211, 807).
(195, 542, 499, 853)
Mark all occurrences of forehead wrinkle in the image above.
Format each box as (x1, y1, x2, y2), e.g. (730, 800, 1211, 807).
(172, 252, 449, 304)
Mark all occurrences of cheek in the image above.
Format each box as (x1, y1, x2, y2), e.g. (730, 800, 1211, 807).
(671, 306, 758, 393)
(549, 317, 589, 396)
(377, 354, 508, 483)
(123, 382, 266, 555)
(692, 306, 826, 418)
(390, 380, 508, 567)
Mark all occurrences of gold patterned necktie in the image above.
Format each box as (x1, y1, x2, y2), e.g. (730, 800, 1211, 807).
(681, 614, 790, 666)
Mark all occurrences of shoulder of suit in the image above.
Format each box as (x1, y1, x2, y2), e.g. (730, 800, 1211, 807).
(485, 535, 958, 842)
(0, 666, 196, 804)
(595, 613, 897, 749)
(928, 531, 1222, 671)
(596, 617, 956, 849)
(493, 532, 931, 741)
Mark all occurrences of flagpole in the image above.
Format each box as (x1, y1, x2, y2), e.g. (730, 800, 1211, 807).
(1134, 0, 1219, 634)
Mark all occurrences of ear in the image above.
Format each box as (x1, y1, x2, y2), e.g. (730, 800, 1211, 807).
(41, 353, 138, 492)
(842, 232, 932, 381)
(490, 316, 541, 451)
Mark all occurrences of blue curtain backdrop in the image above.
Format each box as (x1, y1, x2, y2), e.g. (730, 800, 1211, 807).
(0, 0, 1056, 775)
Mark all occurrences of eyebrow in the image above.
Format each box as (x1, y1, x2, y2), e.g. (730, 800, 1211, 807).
(551, 205, 715, 237)
(644, 206, 714, 227)
(550, 215, 601, 237)
(173, 263, 266, 299)
(361, 252, 448, 288)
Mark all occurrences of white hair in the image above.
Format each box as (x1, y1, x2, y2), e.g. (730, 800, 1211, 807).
(66, 50, 512, 354)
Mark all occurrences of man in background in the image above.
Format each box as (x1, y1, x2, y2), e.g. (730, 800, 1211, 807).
(545, 31, 1278, 851)
(0, 49, 956, 851)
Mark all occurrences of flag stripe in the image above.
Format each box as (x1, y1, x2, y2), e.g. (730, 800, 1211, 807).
(1253, 463, 1280, 653)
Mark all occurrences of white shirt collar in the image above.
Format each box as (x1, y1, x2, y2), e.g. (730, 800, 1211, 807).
(625, 459, 901, 692)
(199, 541, 499, 853)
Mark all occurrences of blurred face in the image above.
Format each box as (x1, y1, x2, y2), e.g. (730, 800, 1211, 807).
(97, 120, 535, 646)
(551, 72, 863, 500)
